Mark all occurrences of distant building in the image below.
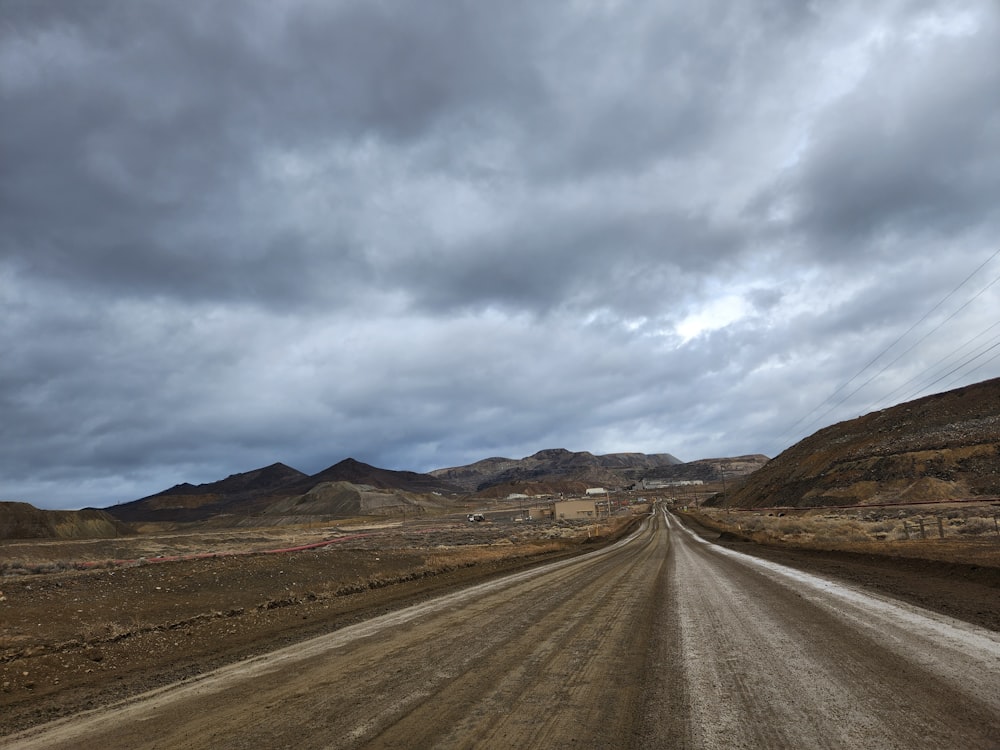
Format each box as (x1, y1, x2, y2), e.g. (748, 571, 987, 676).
(553, 499, 597, 519)
(585, 487, 607, 496)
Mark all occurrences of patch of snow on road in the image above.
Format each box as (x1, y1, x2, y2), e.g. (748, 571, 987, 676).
(663, 510, 1000, 661)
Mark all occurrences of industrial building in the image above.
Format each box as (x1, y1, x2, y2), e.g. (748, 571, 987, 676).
(552, 499, 597, 519)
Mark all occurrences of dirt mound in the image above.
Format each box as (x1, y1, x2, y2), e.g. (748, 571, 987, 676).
(725, 377, 1000, 509)
(717, 530, 750, 542)
(263, 481, 366, 517)
(0, 502, 129, 540)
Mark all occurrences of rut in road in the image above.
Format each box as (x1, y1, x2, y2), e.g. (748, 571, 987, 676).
(7, 514, 671, 749)
(7, 508, 1000, 749)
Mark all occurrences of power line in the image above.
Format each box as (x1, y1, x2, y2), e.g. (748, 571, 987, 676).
(802, 268, 1000, 431)
(865, 319, 1000, 411)
(912, 336, 1000, 398)
(941, 346, 1000, 390)
(779, 246, 1000, 441)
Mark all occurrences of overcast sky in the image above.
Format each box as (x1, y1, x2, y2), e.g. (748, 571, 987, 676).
(3, 1, 1000, 510)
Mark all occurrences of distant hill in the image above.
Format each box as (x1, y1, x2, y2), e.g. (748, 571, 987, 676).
(430, 448, 683, 492)
(250, 481, 445, 527)
(155, 462, 308, 499)
(105, 458, 462, 525)
(721, 377, 1000, 509)
(640, 455, 770, 484)
(0, 502, 130, 540)
(311, 458, 461, 494)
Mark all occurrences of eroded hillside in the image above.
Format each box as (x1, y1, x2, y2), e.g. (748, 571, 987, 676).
(0, 503, 129, 540)
(726, 377, 1000, 508)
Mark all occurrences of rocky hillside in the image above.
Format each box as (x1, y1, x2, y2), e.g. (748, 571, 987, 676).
(724, 377, 1000, 509)
(0, 502, 130, 540)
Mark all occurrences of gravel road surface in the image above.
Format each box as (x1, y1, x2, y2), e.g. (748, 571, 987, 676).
(8, 508, 1000, 749)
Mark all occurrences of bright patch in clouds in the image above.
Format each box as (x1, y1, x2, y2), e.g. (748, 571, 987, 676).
(676, 295, 750, 342)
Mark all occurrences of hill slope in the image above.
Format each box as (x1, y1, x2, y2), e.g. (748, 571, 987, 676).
(106, 459, 461, 525)
(725, 377, 1000, 509)
(311, 458, 461, 494)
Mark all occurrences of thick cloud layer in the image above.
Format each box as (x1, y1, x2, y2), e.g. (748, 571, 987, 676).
(3, 1, 999, 508)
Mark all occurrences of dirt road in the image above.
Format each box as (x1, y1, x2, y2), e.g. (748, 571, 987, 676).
(7, 509, 1000, 749)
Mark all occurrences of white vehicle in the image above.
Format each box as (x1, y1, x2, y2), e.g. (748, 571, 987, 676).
(467, 513, 486, 522)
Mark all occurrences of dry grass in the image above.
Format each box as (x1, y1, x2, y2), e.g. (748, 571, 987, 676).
(425, 540, 568, 569)
(684, 503, 1000, 567)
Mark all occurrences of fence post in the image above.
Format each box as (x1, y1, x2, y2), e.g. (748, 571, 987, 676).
(918, 518, 926, 539)
(937, 516, 944, 539)
(903, 520, 910, 540)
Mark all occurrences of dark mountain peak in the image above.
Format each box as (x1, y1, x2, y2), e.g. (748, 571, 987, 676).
(250, 462, 309, 483)
(312, 458, 377, 482)
(211, 462, 308, 492)
(160, 482, 197, 496)
(334, 457, 369, 469)
(311, 458, 461, 494)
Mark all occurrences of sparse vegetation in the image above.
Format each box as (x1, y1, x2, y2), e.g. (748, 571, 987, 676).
(681, 502, 1000, 566)
(956, 516, 996, 535)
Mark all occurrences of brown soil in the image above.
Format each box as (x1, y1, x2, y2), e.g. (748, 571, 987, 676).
(0, 516, 624, 736)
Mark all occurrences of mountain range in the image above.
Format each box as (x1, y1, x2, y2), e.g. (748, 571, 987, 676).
(429, 448, 685, 493)
(97, 448, 756, 527)
(5, 375, 998, 537)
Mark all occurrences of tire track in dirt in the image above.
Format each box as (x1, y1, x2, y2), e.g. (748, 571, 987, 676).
(5, 514, 669, 749)
(361, 512, 669, 748)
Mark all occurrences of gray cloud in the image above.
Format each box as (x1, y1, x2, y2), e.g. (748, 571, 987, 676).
(765, 7, 1000, 251)
(3, 0, 999, 509)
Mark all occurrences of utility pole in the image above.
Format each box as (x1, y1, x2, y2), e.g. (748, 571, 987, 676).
(720, 464, 728, 513)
